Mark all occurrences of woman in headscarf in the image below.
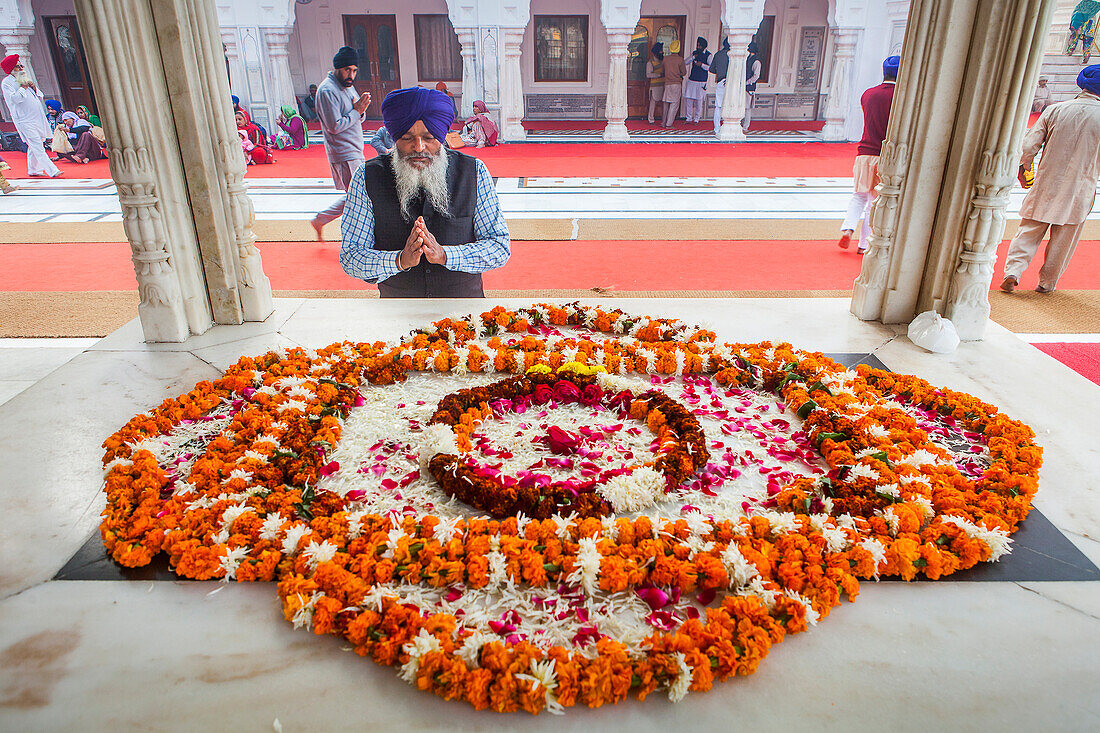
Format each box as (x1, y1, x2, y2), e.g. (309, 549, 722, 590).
(57, 110, 104, 163)
(44, 99, 62, 127)
(276, 103, 308, 149)
(646, 42, 665, 124)
(76, 104, 100, 127)
(462, 100, 499, 147)
(236, 109, 273, 164)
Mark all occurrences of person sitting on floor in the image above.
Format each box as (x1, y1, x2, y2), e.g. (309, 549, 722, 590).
(75, 104, 100, 127)
(236, 109, 273, 164)
(0, 154, 15, 194)
(435, 81, 459, 120)
(45, 98, 62, 127)
(369, 125, 394, 155)
(57, 110, 104, 163)
(461, 100, 499, 147)
(300, 84, 319, 123)
(276, 103, 308, 149)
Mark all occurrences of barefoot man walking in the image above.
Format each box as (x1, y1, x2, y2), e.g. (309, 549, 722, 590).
(311, 46, 371, 240)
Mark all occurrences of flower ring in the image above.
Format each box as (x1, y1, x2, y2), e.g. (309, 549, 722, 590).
(100, 303, 1041, 713)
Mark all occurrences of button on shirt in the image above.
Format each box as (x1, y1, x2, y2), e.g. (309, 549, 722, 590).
(339, 157, 511, 283)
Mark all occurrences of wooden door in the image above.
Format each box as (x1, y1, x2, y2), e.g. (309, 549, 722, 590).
(44, 16, 96, 113)
(343, 15, 401, 120)
(626, 16, 685, 118)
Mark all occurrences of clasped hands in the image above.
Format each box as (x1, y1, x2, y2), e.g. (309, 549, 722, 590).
(397, 216, 446, 270)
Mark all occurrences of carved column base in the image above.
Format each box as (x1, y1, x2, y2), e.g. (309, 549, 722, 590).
(717, 123, 747, 142)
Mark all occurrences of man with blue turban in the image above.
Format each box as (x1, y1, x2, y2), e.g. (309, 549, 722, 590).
(1001, 64, 1100, 293)
(339, 87, 510, 298)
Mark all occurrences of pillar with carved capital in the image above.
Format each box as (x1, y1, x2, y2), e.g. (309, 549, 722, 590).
(499, 27, 526, 142)
(603, 30, 631, 141)
(717, 30, 755, 142)
(75, 0, 274, 341)
(262, 27, 296, 120)
(821, 28, 861, 142)
(0, 27, 34, 81)
(851, 0, 1057, 340)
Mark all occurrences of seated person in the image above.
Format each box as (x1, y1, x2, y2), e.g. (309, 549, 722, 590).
(57, 110, 104, 163)
(300, 84, 319, 122)
(369, 125, 393, 155)
(339, 86, 510, 298)
(461, 100, 499, 147)
(236, 109, 273, 164)
(276, 104, 308, 149)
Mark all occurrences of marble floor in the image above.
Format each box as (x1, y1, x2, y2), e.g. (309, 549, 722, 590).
(0, 298, 1098, 731)
(0, 175, 1072, 224)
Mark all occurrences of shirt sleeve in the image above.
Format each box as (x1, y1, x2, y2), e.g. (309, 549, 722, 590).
(442, 158, 511, 273)
(338, 166, 403, 284)
(1019, 109, 1050, 168)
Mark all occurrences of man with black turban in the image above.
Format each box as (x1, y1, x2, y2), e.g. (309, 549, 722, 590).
(339, 87, 510, 298)
(311, 46, 373, 239)
(1001, 64, 1100, 294)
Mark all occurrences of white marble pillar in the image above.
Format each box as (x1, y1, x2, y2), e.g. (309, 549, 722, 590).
(851, 0, 1058, 340)
(603, 29, 631, 141)
(499, 27, 526, 142)
(455, 27, 480, 118)
(0, 27, 35, 81)
(74, 0, 212, 341)
(221, 29, 243, 100)
(821, 28, 861, 142)
(717, 29, 755, 142)
(262, 27, 296, 117)
(75, 0, 274, 341)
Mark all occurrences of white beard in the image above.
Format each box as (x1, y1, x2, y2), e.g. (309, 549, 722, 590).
(14, 69, 33, 87)
(391, 147, 450, 220)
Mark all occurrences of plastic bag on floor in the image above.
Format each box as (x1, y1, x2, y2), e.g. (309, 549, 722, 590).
(908, 310, 960, 353)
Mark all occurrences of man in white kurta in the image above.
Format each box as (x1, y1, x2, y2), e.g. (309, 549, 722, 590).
(1002, 66, 1100, 293)
(1, 54, 61, 178)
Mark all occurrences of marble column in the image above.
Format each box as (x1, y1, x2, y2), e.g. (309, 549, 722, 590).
(221, 29, 242, 100)
(499, 27, 526, 142)
(851, 0, 1057, 339)
(820, 28, 861, 142)
(603, 29, 631, 141)
(717, 30, 755, 142)
(74, 0, 212, 341)
(262, 27, 296, 120)
(0, 27, 35, 82)
(75, 0, 274, 341)
(455, 27, 480, 118)
(152, 0, 273, 323)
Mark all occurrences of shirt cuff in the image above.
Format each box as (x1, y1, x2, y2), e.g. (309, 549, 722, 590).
(378, 251, 404, 282)
(442, 245, 465, 271)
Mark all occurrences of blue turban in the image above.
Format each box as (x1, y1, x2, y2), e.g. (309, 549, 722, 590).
(883, 55, 900, 78)
(1079, 64, 1100, 95)
(45, 98, 61, 113)
(381, 87, 456, 143)
(231, 95, 240, 108)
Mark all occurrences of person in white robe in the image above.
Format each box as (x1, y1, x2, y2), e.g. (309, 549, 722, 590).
(1001, 64, 1100, 293)
(1, 54, 62, 178)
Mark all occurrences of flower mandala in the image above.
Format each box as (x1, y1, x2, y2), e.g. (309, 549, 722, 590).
(100, 304, 1042, 713)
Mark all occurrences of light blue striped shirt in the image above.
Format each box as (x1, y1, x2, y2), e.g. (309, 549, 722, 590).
(339, 156, 510, 284)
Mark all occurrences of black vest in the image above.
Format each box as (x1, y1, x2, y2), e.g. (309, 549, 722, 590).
(363, 149, 484, 298)
(746, 53, 760, 92)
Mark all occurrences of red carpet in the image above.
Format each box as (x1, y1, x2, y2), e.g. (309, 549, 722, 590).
(520, 119, 825, 132)
(1, 140, 859, 180)
(1033, 343, 1100, 385)
(5, 238, 1099, 293)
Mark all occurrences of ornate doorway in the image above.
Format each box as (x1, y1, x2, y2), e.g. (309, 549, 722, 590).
(342, 14, 401, 120)
(626, 16, 685, 119)
(44, 16, 96, 113)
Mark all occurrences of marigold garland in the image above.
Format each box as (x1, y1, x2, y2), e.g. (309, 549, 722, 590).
(99, 303, 1042, 713)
